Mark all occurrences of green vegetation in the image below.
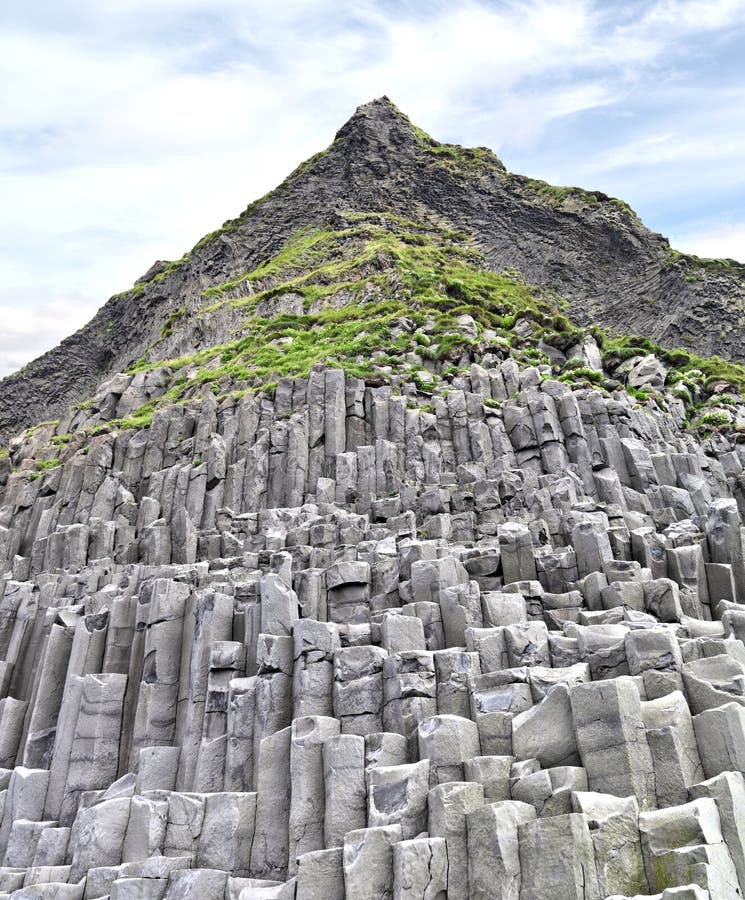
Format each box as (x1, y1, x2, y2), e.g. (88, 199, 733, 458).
(667, 247, 745, 275)
(419, 143, 499, 176)
(160, 307, 188, 340)
(102, 214, 745, 443)
(0, 447, 8, 461)
(22, 191, 743, 458)
(503, 175, 637, 218)
(598, 331, 745, 393)
(627, 386, 654, 404)
(35, 459, 62, 472)
(192, 220, 241, 253)
(25, 419, 60, 438)
(126, 216, 570, 415)
(285, 146, 333, 182)
(556, 366, 605, 387)
(697, 411, 732, 429)
(111, 282, 146, 300)
(118, 405, 158, 430)
(150, 256, 190, 284)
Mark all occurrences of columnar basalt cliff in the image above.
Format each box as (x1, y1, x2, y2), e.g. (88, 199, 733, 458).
(2, 99, 745, 899)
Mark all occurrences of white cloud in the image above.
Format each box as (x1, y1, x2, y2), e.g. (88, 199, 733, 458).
(587, 130, 745, 173)
(641, 0, 745, 31)
(0, 295, 100, 377)
(1, 0, 745, 376)
(669, 223, 745, 263)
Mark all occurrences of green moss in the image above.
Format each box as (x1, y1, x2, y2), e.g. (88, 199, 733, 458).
(106, 404, 157, 432)
(627, 386, 653, 404)
(557, 365, 604, 385)
(35, 458, 62, 472)
(698, 411, 732, 428)
(192, 221, 241, 253)
(111, 282, 146, 300)
(601, 329, 745, 394)
(0, 447, 8, 461)
(419, 143, 499, 176)
(122, 216, 560, 417)
(506, 174, 637, 218)
(57, 209, 745, 452)
(25, 419, 60, 437)
(667, 246, 745, 274)
(149, 256, 190, 284)
(159, 306, 187, 340)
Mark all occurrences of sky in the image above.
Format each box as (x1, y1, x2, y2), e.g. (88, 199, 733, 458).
(2, 0, 745, 378)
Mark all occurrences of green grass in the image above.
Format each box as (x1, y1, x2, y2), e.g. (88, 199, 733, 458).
(598, 330, 745, 393)
(115, 215, 745, 439)
(556, 366, 605, 386)
(119, 215, 564, 419)
(35, 459, 62, 472)
(159, 306, 187, 340)
(100, 404, 157, 433)
(697, 411, 732, 429)
(419, 143, 499, 176)
(667, 247, 745, 275)
(24, 419, 60, 437)
(29, 204, 745, 454)
(501, 174, 638, 219)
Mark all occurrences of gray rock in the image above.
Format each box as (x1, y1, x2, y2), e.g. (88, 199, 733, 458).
(570, 678, 656, 807)
(571, 792, 647, 897)
(392, 837, 447, 900)
(467, 800, 535, 899)
(517, 813, 600, 899)
(367, 760, 429, 838)
(343, 824, 402, 900)
(428, 781, 484, 900)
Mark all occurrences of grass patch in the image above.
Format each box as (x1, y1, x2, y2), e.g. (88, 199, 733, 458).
(599, 329, 745, 393)
(35, 459, 62, 472)
(667, 247, 745, 275)
(119, 215, 563, 420)
(504, 174, 638, 218)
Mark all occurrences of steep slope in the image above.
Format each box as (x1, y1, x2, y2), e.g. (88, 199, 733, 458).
(1, 96, 744, 442)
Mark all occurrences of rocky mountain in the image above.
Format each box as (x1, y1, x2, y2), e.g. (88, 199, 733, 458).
(1, 99, 745, 899)
(1, 96, 744, 443)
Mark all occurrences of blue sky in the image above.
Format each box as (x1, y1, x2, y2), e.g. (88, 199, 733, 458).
(2, 0, 745, 376)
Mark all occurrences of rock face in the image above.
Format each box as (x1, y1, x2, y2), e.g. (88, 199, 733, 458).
(2, 99, 745, 899)
(1, 96, 745, 442)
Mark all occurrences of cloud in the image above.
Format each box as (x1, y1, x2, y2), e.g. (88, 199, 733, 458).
(669, 223, 745, 263)
(1, 0, 745, 376)
(0, 295, 100, 377)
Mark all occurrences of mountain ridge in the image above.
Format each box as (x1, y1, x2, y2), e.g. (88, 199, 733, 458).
(1, 96, 744, 443)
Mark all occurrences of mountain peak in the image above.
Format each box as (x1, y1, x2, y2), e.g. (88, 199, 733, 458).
(333, 96, 426, 161)
(2, 97, 745, 444)
(336, 96, 417, 131)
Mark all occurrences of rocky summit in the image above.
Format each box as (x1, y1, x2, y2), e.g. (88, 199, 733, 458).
(2, 99, 745, 900)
